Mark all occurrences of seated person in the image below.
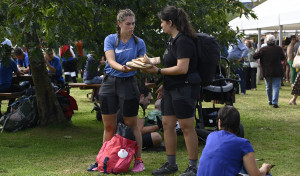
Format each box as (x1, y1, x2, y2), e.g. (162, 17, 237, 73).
(44, 49, 64, 86)
(138, 97, 163, 150)
(59, 44, 77, 83)
(83, 54, 104, 84)
(197, 106, 272, 176)
(117, 86, 163, 150)
(13, 47, 31, 88)
(14, 47, 30, 74)
(0, 40, 24, 116)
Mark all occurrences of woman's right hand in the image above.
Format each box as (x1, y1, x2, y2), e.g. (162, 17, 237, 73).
(261, 163, 273, 174)
(156, 85, 163, 99)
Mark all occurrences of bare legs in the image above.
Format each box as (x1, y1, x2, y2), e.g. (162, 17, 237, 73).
(289, 95, 298, 105)
(163, 115, 198, 160)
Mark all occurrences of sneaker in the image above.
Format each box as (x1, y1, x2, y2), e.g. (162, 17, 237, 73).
(269, 102, 272, 105)
(179, 165, 197, 176)
(273, 104, 279, 108)
(131, 160, 145, 173)
(152, 162, 178, 176)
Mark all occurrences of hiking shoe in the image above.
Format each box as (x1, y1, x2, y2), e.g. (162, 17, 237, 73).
(179, 165, 197, 176)
(152, 162, 178, 176)
(131, 160, 145, 173)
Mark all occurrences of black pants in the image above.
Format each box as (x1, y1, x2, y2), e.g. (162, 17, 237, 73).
(250, 68, 257, 89)
(243, 67, 251, 90)
(244, 67, 257, 89)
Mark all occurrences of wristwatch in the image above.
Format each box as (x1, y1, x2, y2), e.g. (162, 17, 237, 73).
(157, 68, 161, 75)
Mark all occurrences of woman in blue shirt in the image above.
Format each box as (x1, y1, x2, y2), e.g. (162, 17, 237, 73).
(197, 106, 272, 176)
(98, 9, 146, 173)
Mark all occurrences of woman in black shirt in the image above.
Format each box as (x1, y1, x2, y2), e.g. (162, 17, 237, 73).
(146, 6, 200, 176)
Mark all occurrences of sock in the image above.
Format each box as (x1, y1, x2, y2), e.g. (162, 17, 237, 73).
(189, 159, 198, 168)
(167, 155, 176, 166)
(135, 157, 142, 162)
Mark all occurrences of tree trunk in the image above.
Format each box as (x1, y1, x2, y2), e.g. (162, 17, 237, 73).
(25, 32, 66, 125)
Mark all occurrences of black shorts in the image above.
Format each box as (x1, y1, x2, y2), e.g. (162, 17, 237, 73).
(162, 85, 200, 119)
(142, 133, 153, 148)
(99, 75, 140, 117)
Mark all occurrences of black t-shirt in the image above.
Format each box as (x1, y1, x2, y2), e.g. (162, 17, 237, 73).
(163, 33, 197, 90)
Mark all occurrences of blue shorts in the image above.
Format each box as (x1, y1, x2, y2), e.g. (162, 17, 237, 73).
(162, 85, 200, 119)
(98, 75, 140, 117)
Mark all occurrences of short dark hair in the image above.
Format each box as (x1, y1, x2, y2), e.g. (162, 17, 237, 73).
(139, 85, 151, 98)
(291, 35, 296, 40)
(217, 106, 240, 135)
(13, 47, 24, 56)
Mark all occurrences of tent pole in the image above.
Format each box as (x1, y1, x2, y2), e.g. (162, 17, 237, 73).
(257, 28, 261, 85)
(258, 28, 261, 50)
(279, 25, 283, 47)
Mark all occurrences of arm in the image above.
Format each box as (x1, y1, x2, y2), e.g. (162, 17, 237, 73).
(146, 58, 189, 75)
(140, 125, 159, 135)
(241, 47, 249, 59)
(21, 66, 30, 74)
(105, 49, 137, 73)
(253, 50, 262, 60)
(287, 45, 295, 61)
(70, 46, 76, 58)
(156, 85, 163, 99)
(45, 59, 56, 73)
(243, 152, 272, 176)
(15, 70, 24, 76)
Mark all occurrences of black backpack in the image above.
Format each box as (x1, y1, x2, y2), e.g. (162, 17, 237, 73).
(0, 96, 38, 132)
(195, 33, 221, 86)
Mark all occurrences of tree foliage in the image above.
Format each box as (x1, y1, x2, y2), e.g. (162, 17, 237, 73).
(0, 0, 255, 125)
(1, 0, 256, 60)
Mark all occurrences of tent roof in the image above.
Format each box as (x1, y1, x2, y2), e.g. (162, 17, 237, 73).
(229, 0, 300, 31)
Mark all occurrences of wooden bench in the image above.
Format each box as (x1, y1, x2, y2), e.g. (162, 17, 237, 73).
(68, 83, 101, 89)
(0, 92, 23, 100)
(68, 83, 101, 101)
(68, 82, 156, 101)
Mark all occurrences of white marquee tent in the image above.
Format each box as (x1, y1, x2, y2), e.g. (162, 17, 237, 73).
(229, 0, 300, 48)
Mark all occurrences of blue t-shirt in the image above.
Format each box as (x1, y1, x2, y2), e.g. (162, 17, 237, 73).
(0, 58, 18, 90)
(17, 52, 30, 68)
(48, 56, 64, 83)
(197, 130, 254, 176)
(103, 34, 146, 77)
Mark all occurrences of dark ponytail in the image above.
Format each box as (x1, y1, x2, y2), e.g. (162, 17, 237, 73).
(158, 6, 196, 38)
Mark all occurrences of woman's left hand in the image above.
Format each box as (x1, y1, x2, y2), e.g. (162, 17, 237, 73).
(122, 65, 137, 73)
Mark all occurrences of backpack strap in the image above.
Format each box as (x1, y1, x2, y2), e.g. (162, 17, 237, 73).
(103, 157, 109, 173)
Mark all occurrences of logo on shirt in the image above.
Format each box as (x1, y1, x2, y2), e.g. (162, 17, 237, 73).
(115, 48, 132, 54)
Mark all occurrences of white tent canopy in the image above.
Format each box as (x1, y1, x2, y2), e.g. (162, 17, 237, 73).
(230, 0, 300, 31)
(229, 0, 300, 48)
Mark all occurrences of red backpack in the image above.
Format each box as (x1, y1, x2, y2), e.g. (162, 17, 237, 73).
(96, 123, 138, 174)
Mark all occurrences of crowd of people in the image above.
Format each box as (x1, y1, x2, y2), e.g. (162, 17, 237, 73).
(2, 5, 300, 176)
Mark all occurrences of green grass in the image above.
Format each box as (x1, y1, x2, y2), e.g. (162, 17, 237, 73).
(1, 79, 300, 176)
